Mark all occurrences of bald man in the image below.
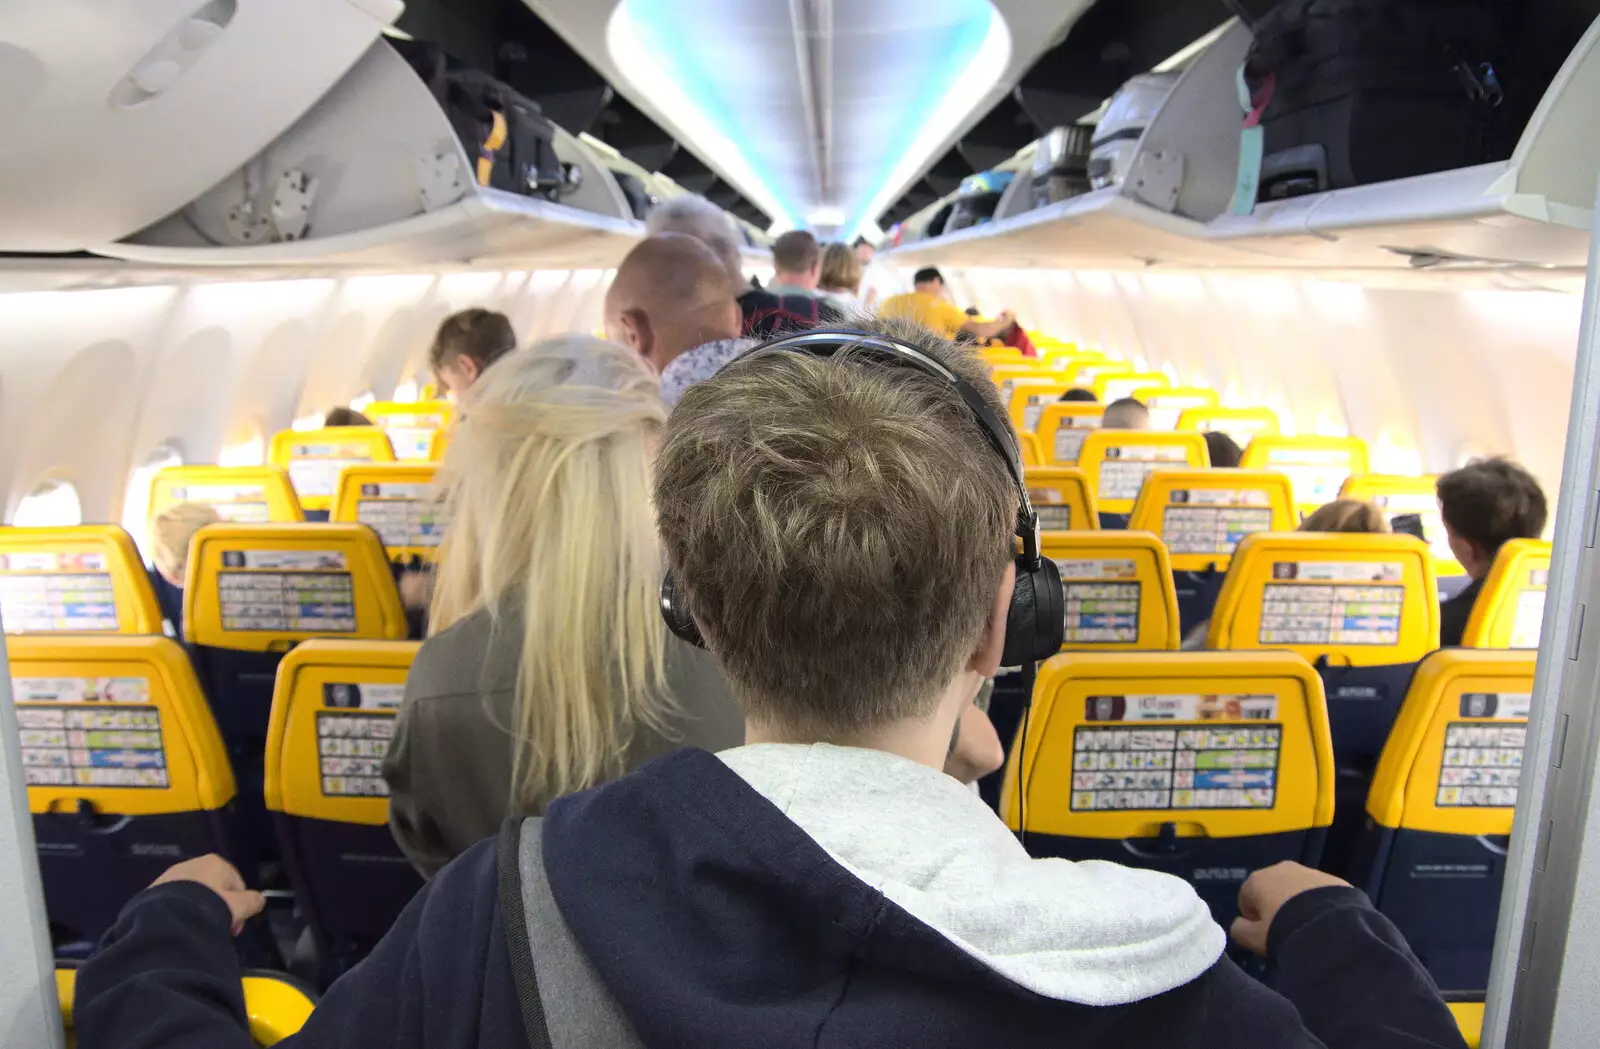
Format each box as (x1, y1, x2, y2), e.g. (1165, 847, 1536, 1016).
(606, 233, 757, 407)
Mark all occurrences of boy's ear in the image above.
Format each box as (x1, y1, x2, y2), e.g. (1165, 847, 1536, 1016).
(969, 561, 1015, 679)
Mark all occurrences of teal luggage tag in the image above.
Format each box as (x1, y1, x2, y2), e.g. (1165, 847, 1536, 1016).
(1231, 66, 1272, 216)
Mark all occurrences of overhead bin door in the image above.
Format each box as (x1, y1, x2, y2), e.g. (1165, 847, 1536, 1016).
(0, 0, 402, 251)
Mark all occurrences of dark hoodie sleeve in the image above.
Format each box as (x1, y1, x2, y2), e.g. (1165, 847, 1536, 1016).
(76, 838, 524, 1049)
(1267, 886, 1468, 1049)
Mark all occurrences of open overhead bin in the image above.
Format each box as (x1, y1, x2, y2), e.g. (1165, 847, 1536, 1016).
(0, 0, 403, 252)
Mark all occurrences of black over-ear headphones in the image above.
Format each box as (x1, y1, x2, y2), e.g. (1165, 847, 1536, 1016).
(659, 328, 1065, 667)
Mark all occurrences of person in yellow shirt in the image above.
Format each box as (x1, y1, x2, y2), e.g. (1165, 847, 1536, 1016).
(880, 267, 1016, 341)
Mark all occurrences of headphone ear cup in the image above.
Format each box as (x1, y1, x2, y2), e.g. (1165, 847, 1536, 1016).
(659, 571, 707, 648)
(1002, 555, 1064, 667)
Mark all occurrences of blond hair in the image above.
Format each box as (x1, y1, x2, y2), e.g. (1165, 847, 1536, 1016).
(655, 317, 1015, 737)
(1300, 498, 1390, 534)
(819, 242, 863, 295)
(151, 502, 221, 584)
(429, 335, 673, 809)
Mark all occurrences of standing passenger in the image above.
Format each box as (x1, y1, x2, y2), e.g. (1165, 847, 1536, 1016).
(382, 336, 745, 877)
(766, 230, 825, 298)
(605, 234, 754, 408)
(1436, 457, 1548, 646)
(881, 266, 1015, 342)
(817, 242, 864, 313)
(429, 308, 516, 399)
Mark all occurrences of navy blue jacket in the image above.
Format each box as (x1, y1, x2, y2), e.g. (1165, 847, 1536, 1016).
(76, 749, 1467, 1048)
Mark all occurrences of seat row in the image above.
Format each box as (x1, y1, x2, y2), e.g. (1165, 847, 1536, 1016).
(999, 645, 1531, 1000)
(14, 630, 420, 988)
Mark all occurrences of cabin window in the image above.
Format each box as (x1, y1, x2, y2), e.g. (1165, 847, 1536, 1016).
(12, 480, 83, 527)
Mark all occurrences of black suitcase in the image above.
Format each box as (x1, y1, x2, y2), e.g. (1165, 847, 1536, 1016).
(392, 38, 577, 203)
(1244, 0, 1524, 200)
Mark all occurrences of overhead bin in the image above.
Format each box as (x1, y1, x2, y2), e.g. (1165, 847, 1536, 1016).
(0, 0, 403, 252)
(99, 36, 644, 269)
(889, 15, 1600, 280)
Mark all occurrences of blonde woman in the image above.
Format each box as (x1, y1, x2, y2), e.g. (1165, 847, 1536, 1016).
(383, 335, 743, 877)
(817, 241, 864, 313)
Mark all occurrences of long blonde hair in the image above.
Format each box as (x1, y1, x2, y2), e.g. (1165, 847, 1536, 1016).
(429, 335, 673, 809)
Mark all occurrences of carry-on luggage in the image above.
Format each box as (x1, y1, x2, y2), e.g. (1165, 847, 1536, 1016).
(392, 38, 577, 202)
(1031, 125, 1094, 208)
(1242, 0, 1569, 201)
(945, 170, 1016, 231)
(1088, 72, 1180, 190)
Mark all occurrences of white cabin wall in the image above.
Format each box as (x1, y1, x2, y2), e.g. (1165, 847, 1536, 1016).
(0, 269, 613, 530)
(938, 266, 1581, 499)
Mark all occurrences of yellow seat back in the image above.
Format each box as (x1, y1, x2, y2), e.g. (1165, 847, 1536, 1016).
(57, 967, 314, 1046)
(427, 429, 452, 462)
(183, 523, 407, 652)
(1241, 435, 1371, 517)
(1024, 467, 1098, 533)
(363, 400, 456, 462)
(1175, 406, 1282, 445)
(268, 427, 396, 512)
(1206, 532, 1439, 666)
(1000, 651, 1334, 839)
(266, 639, 419, 824)
(1042, 532, 1179, 651)
(1461, 539, 1551, 649)
(1128, 470, 1297, 572)
(1018, 432, 1043, 467)
(1076, 430, 1211, 514)
(150, 466, 304, 524)
(330, 464, 444, 564)
(1339, 474, 1461, 575)
(1036, 403, 1105, 463)
(1008, 381, 1072, 433)
(1367, 648, 1534, 835)
(0, 525, 161, 634)
(1095, 371, 1169, 403)
(1136, 387, 1219, 430)
(12, 634, 234, 814)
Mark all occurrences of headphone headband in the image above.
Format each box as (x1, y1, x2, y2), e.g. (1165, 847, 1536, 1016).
(738, 329, 1042, 564)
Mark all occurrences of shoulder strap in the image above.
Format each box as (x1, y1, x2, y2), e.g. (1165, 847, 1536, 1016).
(497, 816, 646, 1049)
(498, 817, 554, 1049)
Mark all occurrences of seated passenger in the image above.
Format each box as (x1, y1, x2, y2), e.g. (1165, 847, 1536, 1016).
(148, 502, 221, 635)
(383, 335, 745, 877)
(817, 241, 864, 312)
(1204, 430, 1243, 469)
(75, 321, 1469, 1049)
(645, 196, 838, 339)
(605, 234, 755, 408)
(1060, 386, 1098, 402)
(1101, 396, 1151, 430)
(430, 308, 516, 399)
(324, 406, 374, 427)
(1437, 457, 1549, 647)
(1300, 498, 1390, 534)
(1181, 497, 1389, 649)
(881, 266, 1016, 342)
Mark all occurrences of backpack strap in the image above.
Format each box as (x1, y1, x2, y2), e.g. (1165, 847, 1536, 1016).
(497, 816, 645, 1049)
(497, 817, 554, 1049)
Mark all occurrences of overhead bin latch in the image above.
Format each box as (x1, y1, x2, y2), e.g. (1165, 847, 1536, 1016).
(224, 168, 319, 244)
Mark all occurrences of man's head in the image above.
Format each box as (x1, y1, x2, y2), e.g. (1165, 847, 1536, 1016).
(655, 317, 1017, 742)
(913, 267, 945, 293)
(644, 195, 745, 290)
(606, 234, 742, 375)
(324, 406, 373, 428)
(771, 230, 823, 289)
(1437, 457, 1548, 579)
(1203, 430, 1242, 468)
(1101, 397, 1150, 430)
(853, 237, 876, 266)
(1059, 387, 1098, 403)
(430, 309, 517, 399)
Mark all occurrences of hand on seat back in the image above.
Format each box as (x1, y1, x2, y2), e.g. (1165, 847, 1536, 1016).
(152, 855, 265, 936)
(1230, 861, 1351, 956)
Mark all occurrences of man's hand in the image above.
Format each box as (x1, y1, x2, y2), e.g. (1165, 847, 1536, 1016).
(152, 855, 265, 937)
(1230, 861, 1350, 956)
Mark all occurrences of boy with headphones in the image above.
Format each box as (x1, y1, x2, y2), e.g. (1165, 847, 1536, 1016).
(76, 320, 1465, 1049)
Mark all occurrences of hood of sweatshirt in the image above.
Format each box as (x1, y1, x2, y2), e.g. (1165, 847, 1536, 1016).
(539, 744, 1224, 1046)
